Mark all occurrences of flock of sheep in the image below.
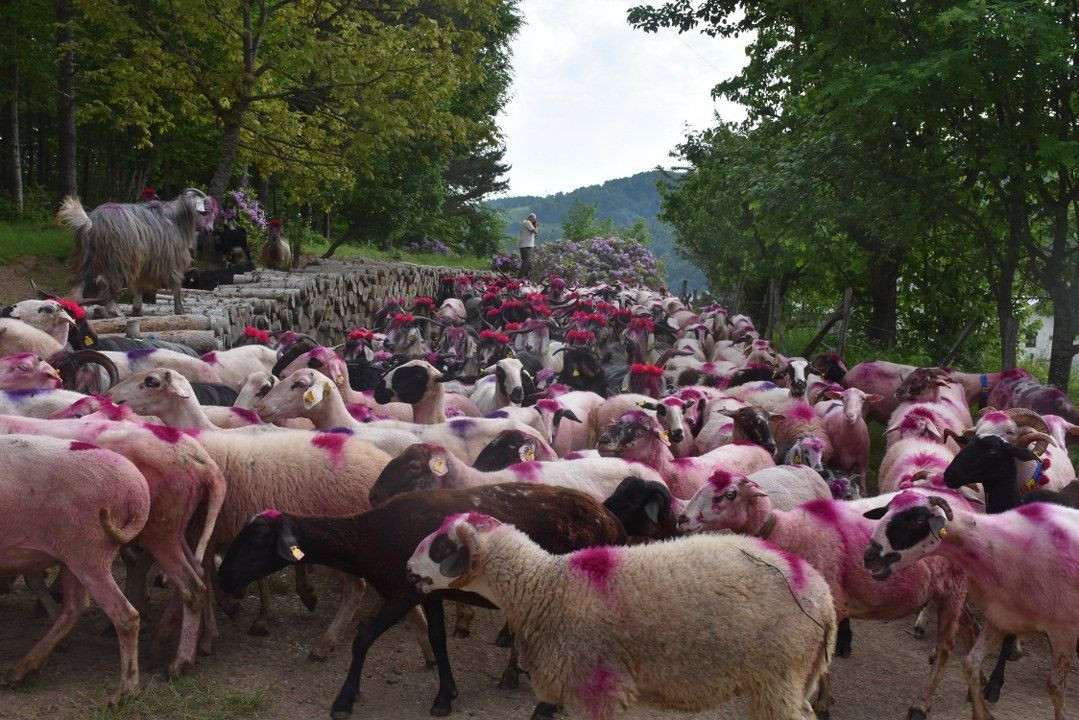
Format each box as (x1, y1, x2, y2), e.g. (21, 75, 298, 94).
(0, 271, 1077, 720)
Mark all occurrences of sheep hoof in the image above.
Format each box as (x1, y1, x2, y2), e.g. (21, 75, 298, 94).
(912, 626, 927, 639)
(530, 702, 559, 720)
(247, 623, 270, 637)
(430, 701, 453, 717)
(300, 594, 318, 613)
(494, 626, 513, 647)
(983, 682, 1002, 704)
(1007, 646, 1022, 662)
(452, 628, 470, 639)
(330, 708, 353, 720)
(498, 669, 520, 690)
(906, 708, 927, 720)
(814, 711, 829, 720)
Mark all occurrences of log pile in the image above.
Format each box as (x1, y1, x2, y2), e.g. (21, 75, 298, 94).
(98, 258, 468, 350)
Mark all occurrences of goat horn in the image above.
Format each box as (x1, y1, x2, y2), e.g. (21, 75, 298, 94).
(1016, 431, 1053, 457)
(72, 349, 120, 388)
(908, 470, 931, 483)
(30, 278, 54, 300)
(1003, 408, 1049, 435)
(976, 406, 998, 418)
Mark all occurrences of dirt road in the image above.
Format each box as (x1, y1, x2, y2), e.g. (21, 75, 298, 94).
(0, 576, 1073, 719)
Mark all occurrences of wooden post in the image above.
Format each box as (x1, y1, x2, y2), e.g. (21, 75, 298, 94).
(837, 287, 853, 356)
(938, 320, 979, 368)
(680, 279, 688, 304)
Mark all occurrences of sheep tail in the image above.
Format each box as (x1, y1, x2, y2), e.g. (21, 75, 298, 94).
(193, 465, 227, 564)
(99, 506, 140, 545)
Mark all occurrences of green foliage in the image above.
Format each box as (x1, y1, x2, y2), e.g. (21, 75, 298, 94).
(486, 170, 706, 290)
(0, 221, 73, 262)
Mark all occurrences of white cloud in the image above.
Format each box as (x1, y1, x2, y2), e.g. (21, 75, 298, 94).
(497, 0, 750, 197)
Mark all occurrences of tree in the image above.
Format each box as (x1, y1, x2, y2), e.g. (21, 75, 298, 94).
(561, 199, 651, 245)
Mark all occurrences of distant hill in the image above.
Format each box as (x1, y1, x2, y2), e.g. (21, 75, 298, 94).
(486, 170, 709, 292)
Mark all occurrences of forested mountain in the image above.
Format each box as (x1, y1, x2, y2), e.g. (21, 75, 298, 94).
(487, 171, 708, 291)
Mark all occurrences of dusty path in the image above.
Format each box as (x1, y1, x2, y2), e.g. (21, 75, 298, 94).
(0, 575, 1074, 719)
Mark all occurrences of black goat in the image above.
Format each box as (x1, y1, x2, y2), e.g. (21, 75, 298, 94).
(183, 263, 253, 291)
(602, 476, 683, 542)
(555, 347, 608, 397)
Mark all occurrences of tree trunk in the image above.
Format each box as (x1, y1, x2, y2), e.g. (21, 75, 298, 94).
(6, 61, 22, 212)
(1047, 300, 1075, 391)
(866, 251, 902, 349)
(56, 0, 78, 204)
(209, 110, 244, 197)
(994, 290, 1018, 370)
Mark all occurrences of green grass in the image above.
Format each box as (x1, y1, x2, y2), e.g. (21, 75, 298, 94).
(80, 676, 268, 720)
(301, 236, 489, 271)
(0, 220, 73, 262)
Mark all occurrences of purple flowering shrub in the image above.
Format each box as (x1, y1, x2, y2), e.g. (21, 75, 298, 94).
(404, 238, 450, 255)
(532, 236, 662, 287)
(491, 252, 522, 274)
(223, 189, 268, 250)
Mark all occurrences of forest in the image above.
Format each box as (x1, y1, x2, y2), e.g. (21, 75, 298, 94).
(631, 0, 1078, 389)
(0, 0, 520, 257)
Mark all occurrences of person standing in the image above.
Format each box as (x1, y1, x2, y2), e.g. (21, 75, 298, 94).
(518, 212, 538, 278)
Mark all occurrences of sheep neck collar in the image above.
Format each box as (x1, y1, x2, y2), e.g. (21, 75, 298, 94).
(756, 512, 777, 540)
(1021, 458, 1044, 493)
(979, 374, 989, 407)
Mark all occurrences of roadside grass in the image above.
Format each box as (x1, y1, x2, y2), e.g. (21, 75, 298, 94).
(0, 220, 73, 262)
(301, 236, 489, 271)
(80, 676, 268, 720)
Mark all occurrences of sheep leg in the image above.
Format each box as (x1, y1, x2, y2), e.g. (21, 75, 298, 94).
(295, 563, 318, 612)
(834, 619, 852, 658)
(451, 601, 475, 638)
(962, 623, 1004, 720)
(132, 283, 143, 317)
(24, 572, 59, 620)
(912, 604, 930, 638)
(421, 596, 459, 717)
(529, 703, 560, 720)
(748, 672, 808, 720)
(122, 547, 155, 616)
(330, 598, 415, 719)
(5, 567, 89, 685)
(494, 621, 514, 647)
(207, 555, 241, 620)
(1045, 632, 1074, 720)
(406, 605, 436, 666)
(907, 597, 960, 719)
(248, 578, 274, 636)
(141, 532, 205, 677)
(0, 574, 12, 593)
(308, 573, 366, 660)
(983, 635, 1016, 703)
(78, 561, 141, 705)
(810, 671, 834, 719)
(498, 639, 523, 690)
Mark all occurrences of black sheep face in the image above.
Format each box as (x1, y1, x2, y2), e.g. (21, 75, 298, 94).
(368, 445, 445, 506)
(603, 476, 680, 541)
(943, 434, 1035, 490)
(390, 364, 432, 405)
(218, 512, 301, 596)
(473, 430, 538, 471)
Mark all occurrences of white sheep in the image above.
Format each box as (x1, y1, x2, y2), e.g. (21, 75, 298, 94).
(864, 493, 1079, 720)
(108, 368, 265, 430)
(406, 513, 836, 720)
(199, 345, 278, 389)
(0, 317, 64, 358)
(469, 358, 529, 414)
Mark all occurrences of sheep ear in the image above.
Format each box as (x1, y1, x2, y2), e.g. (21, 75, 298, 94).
(302, 381, 327, 409)
(823, 390, 842, 400)
(428, 452, 448, 477)
(865, 394, 883, 403)
(643, 495, 663, 524)
(928, 515, 946, 540)
(518, 441, 537, 462)
(363, 346, 375, 362)
(770, 413, 785, 422)
(164, 371, 190, 399)
(276, 517, 304, 563)
(557, 408, 581, 423)
(862, 506, 889, 520)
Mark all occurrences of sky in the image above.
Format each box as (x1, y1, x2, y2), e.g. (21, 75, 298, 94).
(497, 0, 750, 198)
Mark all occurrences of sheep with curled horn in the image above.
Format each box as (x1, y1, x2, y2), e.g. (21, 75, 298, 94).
(58, 188, 216, 317)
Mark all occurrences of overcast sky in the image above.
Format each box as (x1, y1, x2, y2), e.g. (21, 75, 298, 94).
(497, 0, 750, 198)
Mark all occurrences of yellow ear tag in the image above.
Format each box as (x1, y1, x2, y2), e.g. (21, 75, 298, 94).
(572, 370, 580, 377)
(304, 388, 317, 405)
(1023, 478, 1036, 492)
(290, 545, 305, 561)
(430, 456, 448, 476)
(792, 452, 802, 464)
(334, 374, 346, 386)
(937, 529, 949, 539)
(84, 336, 94, 346)
(523, 446, 535, 461)
(660, 430, 669, 443)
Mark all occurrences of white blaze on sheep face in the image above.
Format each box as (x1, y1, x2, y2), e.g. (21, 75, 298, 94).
(407, 513, 500, 595)
(862, 492, 952, 581)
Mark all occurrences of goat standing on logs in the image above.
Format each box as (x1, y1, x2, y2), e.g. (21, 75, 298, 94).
(58, 188, 216, 317)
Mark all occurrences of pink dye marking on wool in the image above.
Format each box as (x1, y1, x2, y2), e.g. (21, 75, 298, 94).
(786, 402, 816, 422)
(230, 407, 261, 424)
(580, 662, 621, 719)
(508, 462, 543, 482)
(889, 491, 924, 511)
(69, 441, 100, 452)
(535, 398, 561, 413)
(707, 469, 735, 490)
(260, 509, 282, 520)
(201, 351, 219, 364)
(570, 546, 620, 595)
(437, 512, 499, 536)
(312, 432, 348, 463)
(760, 541, 808, 592)
(145, 423, 183, 444)
(899, 453, 951, 469)
(1016, 503, 1051, 523)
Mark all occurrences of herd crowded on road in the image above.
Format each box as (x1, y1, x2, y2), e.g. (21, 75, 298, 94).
(0, 272, 1076, 720)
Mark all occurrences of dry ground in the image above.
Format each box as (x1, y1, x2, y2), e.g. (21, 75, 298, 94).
(0, 571, 1074, 720)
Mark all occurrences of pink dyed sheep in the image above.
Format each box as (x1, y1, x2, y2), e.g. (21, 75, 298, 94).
(864, 493, 1079, 720)
(596, 410, 774, 499)
(681, 475, 972, 719)
(278, 345, 413, 421)
(592, 393, 697, 457)
(816, 387, 881, 486)
(108, 368, 264, 430)
(406, 513, 836, 720)
(0, 434, 150, 704)
(0, 353, 62, 390)
(199, 344, 278, 389)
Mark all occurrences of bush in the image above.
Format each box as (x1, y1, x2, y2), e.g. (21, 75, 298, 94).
(491, 251, 521, 274)
(532, 236, 662, 287)
(404, 238, 450, 255)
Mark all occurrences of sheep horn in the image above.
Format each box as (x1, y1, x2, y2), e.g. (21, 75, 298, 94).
(908, 470, 931, 483)
(976, 406, 998, 418)
(30, 278, 54, 300)
(1016, 431, 1053, 457)
(1002, 408, 1049, 435)
(73, 349, 120, 388)
(942, 428, 966, 446)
